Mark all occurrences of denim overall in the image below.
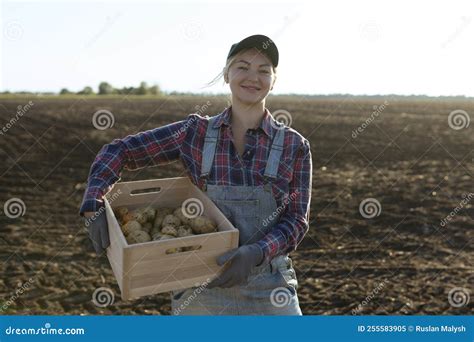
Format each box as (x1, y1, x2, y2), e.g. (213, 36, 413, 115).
(171, 115, 302, 315)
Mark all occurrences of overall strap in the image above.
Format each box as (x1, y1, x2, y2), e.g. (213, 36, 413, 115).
(263, 128, 285, 180)
(199, 115, 220, 190)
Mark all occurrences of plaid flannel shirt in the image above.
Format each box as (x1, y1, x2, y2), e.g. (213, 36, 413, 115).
(80, 106, 312, 263)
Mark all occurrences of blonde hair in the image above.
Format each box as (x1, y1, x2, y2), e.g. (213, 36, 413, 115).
(204, 47, 277, 89)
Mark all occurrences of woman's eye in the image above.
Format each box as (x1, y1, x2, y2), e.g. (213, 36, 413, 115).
(260, 70, 270, 74)
(238, 67, 248, 70)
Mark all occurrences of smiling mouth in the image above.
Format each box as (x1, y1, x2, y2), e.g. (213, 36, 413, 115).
(241, 85, 261, 91)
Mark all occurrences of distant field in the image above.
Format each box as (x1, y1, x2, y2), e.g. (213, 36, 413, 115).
(0, 95, 472, 314)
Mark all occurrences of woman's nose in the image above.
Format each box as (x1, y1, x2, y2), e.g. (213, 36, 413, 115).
(246, 69, 259, 81)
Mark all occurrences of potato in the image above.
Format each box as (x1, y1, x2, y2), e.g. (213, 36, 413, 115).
(157, 234, 175, 241)
(173, 207, 193, 225)
(130, 211, 145, 224)
(153, 215, 165, 230)
(190, 216, 217, 234)
(145, 206, 157, 221)
(151, 231, 163, 240)
(132, 207, 155, 225)
(150, 225, 161, 237)
(161, 225, 178, 237)
(153, 216, 163, 230)
(162, 214, 181, 227)
(127, 230, 151, 244)
(121, 211, 134, 224)
(122, 220, 142, 236)
(114, 206, 128, 221)
(153, 207, 174, 230)
(142, 222, 153, 233)
(177, 225, 193, 237)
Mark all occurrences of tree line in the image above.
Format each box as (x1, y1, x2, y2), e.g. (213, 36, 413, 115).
(59, 81, 162, 95)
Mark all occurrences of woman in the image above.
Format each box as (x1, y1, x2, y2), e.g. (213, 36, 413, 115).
(80, 34, 312, 315)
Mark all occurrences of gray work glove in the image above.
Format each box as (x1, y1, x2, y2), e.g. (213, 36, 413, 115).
(208, 244, 264, 288)
(83, 210, 110, 255)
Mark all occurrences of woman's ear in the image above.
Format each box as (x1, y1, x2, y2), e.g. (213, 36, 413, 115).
(223, 67, 229, 83)
(270, 74, 277, 90)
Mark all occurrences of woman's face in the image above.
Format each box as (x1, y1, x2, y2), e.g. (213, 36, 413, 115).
(226, 48, 276, 106)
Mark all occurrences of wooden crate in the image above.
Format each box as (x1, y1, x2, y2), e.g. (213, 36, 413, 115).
(103, 176, 239, 300)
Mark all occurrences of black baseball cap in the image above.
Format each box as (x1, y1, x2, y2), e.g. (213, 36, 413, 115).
(227, 34, 279, 67)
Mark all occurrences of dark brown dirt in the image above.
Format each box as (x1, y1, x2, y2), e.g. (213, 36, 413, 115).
(0, 95, 472, 315)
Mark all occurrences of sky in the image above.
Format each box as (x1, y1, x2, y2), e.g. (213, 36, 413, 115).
(1, 0, 473, 96)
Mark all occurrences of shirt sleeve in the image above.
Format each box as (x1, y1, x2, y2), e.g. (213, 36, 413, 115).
(255, 138, 313, 264)
(79, 115, 193, 216)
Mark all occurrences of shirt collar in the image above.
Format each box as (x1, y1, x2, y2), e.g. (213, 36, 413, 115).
(213, 106, 276, 139)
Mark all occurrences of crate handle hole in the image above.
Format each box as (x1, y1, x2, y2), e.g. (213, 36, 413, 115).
(130, 187, 162, 195)
(165, 245, 202, 255)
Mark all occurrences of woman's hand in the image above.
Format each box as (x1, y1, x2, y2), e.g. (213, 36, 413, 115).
(208, 244, 263, 288)
(83, 210, 110, 255)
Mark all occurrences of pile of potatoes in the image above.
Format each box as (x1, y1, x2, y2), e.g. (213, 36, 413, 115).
(113, 204, 217, 253)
